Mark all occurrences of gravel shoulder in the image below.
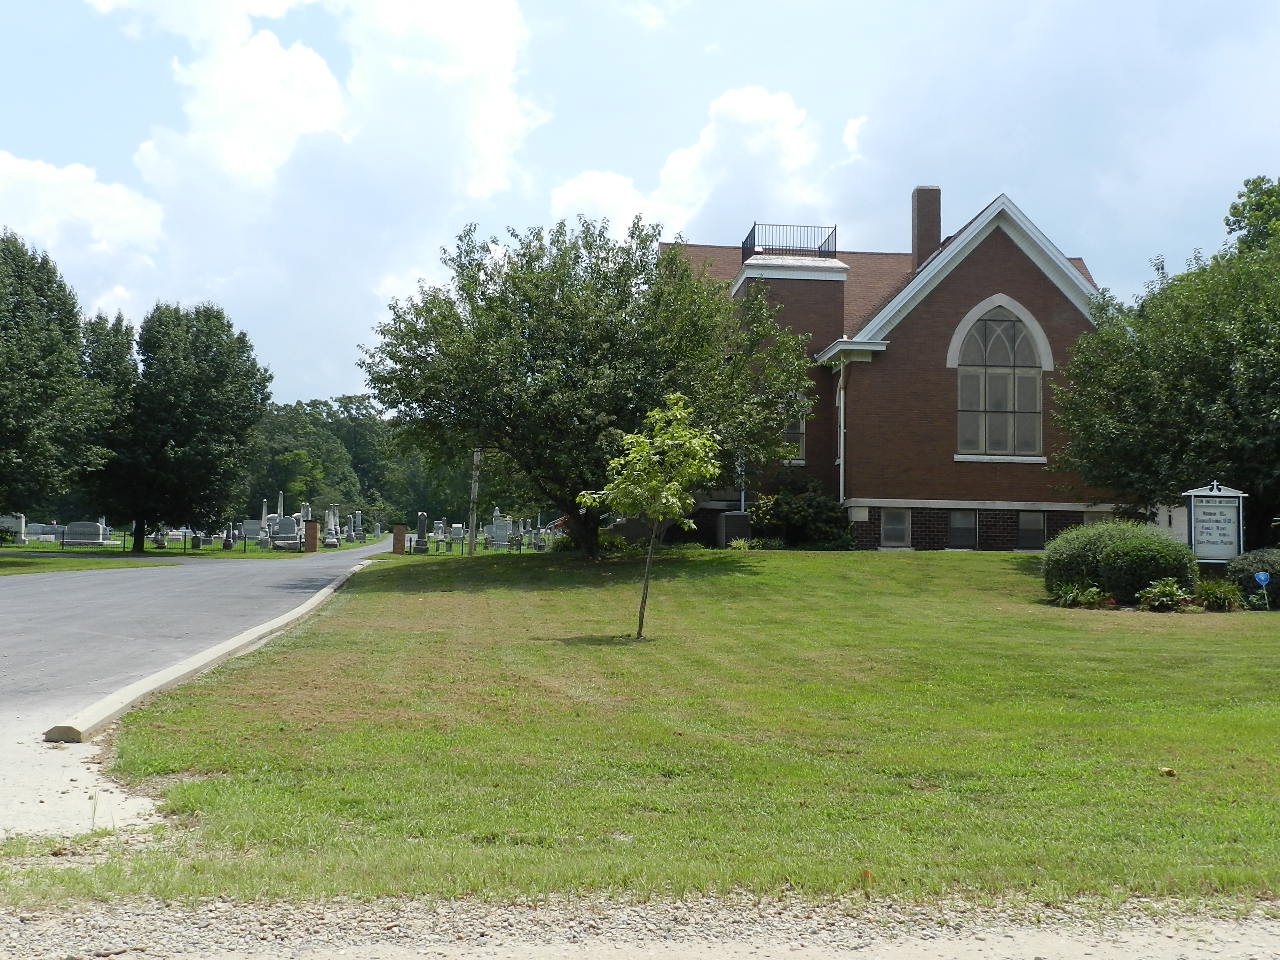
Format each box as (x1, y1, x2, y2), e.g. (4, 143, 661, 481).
(3, 894, 1279, 959)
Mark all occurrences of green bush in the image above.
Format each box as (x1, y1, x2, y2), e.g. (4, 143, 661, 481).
(1042, 519, 1144, 593)
(1196, 579, 1243, 612)
(749, 474, 848, 547)
(1050, 581, 1111, 609)
(1224, 547, 1280, 606)
(1097, 532, 1198, 604)
(1136, 577, 1195, 612)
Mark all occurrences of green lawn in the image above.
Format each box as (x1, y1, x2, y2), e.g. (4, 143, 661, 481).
(0, 553, 175, 575)
(5, 548, 1278, 904)
(2, 532, 388, 559)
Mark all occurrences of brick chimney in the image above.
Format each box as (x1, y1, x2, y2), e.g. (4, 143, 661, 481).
(911, 185, 941, 270)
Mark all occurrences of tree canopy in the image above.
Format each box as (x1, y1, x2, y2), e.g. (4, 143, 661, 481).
(1056, 186, 1280, 548)
(1225, 175, 1280, 253)
(0, 231, 108, 514)
(86, 302, 272, 550)
(362, 217, 811, 556)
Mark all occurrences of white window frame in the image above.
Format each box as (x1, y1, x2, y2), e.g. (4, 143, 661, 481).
(948, 294, 1053, 462)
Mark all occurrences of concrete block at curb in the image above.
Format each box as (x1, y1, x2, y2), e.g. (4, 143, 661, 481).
(43, 559, 374, 743)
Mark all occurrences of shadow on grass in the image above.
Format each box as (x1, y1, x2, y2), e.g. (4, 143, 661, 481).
(351, 548, 764, 596)
(1002, 553, 1044, 578)
(537, 634, 653, 646)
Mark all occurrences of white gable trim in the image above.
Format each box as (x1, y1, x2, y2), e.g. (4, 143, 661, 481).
(854, 195, 1096, 346)
(945, 293, 1054, 372)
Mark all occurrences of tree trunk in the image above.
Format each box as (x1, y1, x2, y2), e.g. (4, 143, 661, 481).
(564, 507, 600, 559)
(636, 521, 658, 640)
(131, 517, 146, 554)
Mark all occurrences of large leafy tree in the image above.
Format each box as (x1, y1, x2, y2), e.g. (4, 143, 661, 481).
(1056, 211, 1280, 548)
(0, 231, 107, 513)
(87, 302, 272, 550)
(362, 217, 811, 556)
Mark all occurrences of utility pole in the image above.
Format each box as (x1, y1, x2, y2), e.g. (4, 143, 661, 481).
(467, 448, 482, 556)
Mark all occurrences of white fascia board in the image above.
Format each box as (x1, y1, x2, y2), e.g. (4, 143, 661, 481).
(854, 195, 1098, 345)
(814, 339, 890, 364)
(841, 497, 1118, 512)
(730, 256, 848, 296)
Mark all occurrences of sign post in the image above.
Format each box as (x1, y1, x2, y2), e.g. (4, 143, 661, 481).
(1182, 480, 1247, 563)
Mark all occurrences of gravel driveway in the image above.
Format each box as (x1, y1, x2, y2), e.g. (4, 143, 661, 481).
(2, 894, 1278, 959)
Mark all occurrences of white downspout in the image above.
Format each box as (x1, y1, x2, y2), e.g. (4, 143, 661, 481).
(836, 360, 848, 503)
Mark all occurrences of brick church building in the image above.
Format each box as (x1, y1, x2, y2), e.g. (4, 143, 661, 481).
(682, 187, 1109, 550)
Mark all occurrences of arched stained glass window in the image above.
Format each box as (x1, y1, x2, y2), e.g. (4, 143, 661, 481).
(957, 306, 1041, 456)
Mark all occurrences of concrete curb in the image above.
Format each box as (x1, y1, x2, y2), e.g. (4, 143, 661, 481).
(43, 558, 377, 743)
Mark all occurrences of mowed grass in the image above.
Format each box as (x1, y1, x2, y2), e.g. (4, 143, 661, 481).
(8, 549, 1279, 903)
(0, 553, 175, 575)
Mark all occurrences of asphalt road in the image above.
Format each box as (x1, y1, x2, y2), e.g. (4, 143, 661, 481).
(0, 539, 391, 734)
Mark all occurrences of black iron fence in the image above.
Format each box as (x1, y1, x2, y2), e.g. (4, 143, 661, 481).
(741, 223, 837, 261)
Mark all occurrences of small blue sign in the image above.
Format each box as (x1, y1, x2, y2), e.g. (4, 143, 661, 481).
(1255, 571, 1271, 587)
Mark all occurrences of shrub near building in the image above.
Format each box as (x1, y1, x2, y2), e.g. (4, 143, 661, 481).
(1043, 519, 1198, 605)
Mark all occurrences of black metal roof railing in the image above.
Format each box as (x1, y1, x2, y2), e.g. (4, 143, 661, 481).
(741, 223, 837, 262)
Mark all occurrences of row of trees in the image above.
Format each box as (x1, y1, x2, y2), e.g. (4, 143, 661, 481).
(1, 230, 275, 550)
(0, 228, 542, 546)
(1057, 176, 1280, 548)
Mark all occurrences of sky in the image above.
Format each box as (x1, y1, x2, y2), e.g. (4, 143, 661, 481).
(3, 0, 1278, 403)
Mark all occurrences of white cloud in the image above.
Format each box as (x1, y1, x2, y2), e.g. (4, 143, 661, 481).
(337, 0, 547, 199)
(166, 29, 345, 186)
(0, 151, 163, 254)
(620, 0, 689, 29)
(842, 116, 868, 162)
(0, 151, 163, 319)
(552, 86, 825, 237)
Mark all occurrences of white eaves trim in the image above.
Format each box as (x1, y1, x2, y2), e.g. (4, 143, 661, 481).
(854, 194, 1098, 345)
(815, 338, 889, 363)
(731, 255, 848, 296)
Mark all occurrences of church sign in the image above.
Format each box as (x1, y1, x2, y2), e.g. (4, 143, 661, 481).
(1183, 481, 1246, 562)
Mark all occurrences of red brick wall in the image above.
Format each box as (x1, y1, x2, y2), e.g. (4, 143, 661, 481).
(842, 227, 1098, 504)
(741, 276, 844, 495)
(851, 507, 1088, 551)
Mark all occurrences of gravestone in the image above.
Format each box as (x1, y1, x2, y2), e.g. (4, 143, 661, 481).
(1, 513, 28, 545)
(273, 516, 301, 550)
(414, 512, 430, 553)
(64, 521, 110, 545)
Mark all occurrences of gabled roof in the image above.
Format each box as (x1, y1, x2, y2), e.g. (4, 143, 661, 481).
(844, 194, 1099, 354)
(674, 195, 1096, 362)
